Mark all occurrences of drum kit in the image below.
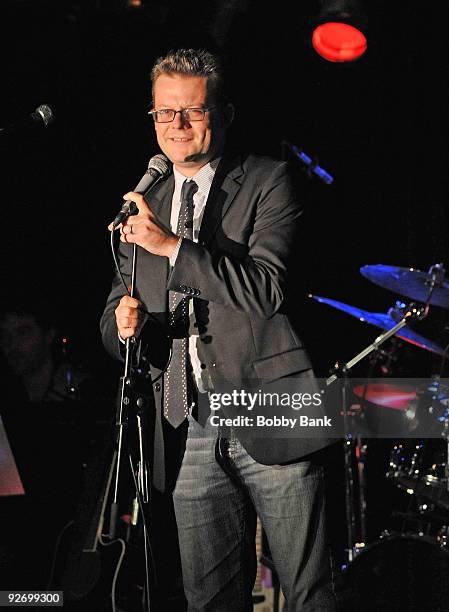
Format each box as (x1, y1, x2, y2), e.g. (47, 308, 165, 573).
(311, 263, 449, 610)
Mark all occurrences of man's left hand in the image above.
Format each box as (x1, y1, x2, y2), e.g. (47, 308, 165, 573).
(108, 191, 179, 258)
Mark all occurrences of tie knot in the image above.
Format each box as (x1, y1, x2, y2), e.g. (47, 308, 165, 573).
(181, 179, 198, 203)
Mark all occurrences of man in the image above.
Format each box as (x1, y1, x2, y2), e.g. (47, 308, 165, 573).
(0, 307, 85, 404)
(101, 48, 337, 611)
(0, 303, 95, 589)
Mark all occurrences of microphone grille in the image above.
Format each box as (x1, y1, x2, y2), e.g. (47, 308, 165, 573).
(148, 154, 171, 177)
(36, 104, 54, 126)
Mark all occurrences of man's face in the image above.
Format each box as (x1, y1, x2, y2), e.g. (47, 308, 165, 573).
(152, 73, 227, 176)
(0, 313, 53, 376)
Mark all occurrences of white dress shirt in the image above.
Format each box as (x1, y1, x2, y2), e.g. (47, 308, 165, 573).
(169, 159, 220, 392)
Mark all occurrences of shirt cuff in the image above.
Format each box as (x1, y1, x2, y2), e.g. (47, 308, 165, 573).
(169, 237, 183, 267)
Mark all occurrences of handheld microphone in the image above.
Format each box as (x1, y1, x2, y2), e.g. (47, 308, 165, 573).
(0, 104, 54, 137)
(112, 154, 171, 229)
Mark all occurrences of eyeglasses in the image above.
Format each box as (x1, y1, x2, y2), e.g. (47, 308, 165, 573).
(148, 107, 216, 123)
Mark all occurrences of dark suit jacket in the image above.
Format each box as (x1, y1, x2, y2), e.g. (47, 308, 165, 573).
(101, 153, 333, 478)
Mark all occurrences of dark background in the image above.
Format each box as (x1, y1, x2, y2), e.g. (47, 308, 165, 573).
(0, 0, 449, 597)
(1, 0, 448, 380)
(1, 0, 448, 381)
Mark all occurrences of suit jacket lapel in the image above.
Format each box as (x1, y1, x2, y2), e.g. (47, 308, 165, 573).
(141, 174, 174, 301)
(147, 174, 174, 228)
(199, 155, 244, 246)
(143, 156, 244, 253)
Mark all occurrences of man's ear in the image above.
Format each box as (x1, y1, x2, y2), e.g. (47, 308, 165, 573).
(223, 102, 235, 126)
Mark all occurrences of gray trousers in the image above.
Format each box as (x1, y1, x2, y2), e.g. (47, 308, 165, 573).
(172, 416, 337, 611)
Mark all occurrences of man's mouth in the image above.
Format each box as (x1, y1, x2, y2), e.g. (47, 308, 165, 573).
(171, 137, 192, 142)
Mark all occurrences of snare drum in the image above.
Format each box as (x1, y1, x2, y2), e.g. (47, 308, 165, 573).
(342, 533, 449, 611)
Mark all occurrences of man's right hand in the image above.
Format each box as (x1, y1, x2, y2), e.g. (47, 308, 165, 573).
(115, 295, 143, 339)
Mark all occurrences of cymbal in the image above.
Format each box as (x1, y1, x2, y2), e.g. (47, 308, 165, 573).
(353, 383, 417, 411)
(360, 264, 449, 308)
(310, 295, 444, 355)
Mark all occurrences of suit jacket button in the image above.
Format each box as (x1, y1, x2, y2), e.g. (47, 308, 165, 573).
(154, 382, 161, 392)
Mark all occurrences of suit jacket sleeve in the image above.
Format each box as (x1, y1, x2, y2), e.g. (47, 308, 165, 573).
(168, 160, 302, 319)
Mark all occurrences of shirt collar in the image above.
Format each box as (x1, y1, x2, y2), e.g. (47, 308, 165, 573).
(173, 158, 220, 196)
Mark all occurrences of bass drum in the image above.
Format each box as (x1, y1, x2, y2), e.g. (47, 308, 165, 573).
(341, 534, 449, 612)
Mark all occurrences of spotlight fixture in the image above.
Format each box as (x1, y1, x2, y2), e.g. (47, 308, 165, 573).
(312, 0, 367, 63)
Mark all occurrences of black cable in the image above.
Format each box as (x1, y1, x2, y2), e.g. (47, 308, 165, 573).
(110, 228, 173, 383)
(111, 229, 129, 296)
(109, 230, 158, 323)
(128, 452, 158, 611)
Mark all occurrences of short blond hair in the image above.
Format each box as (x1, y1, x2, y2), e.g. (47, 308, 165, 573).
(151, 48, 225, 104)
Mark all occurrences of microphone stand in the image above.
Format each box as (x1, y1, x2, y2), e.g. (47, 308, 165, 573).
(104, 169, 170, 610)
(326, 302, 429, 564)
(108, 243, 154, 611)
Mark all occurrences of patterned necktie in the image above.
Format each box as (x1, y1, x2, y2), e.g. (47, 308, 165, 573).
(164, 179, 198, 427)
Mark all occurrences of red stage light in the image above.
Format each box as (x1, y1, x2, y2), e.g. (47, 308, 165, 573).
(312, 22, 367, 62)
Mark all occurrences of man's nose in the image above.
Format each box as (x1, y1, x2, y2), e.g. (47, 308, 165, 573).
(172, 110, 190, 127)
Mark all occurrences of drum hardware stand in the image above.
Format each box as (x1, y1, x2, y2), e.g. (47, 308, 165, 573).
(437, 525, 449, 547)
(418, 263, 449, 496)
(326, 302, 429, 563)
(443, 417, 449, 493)
(354, 343, 401, 545)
